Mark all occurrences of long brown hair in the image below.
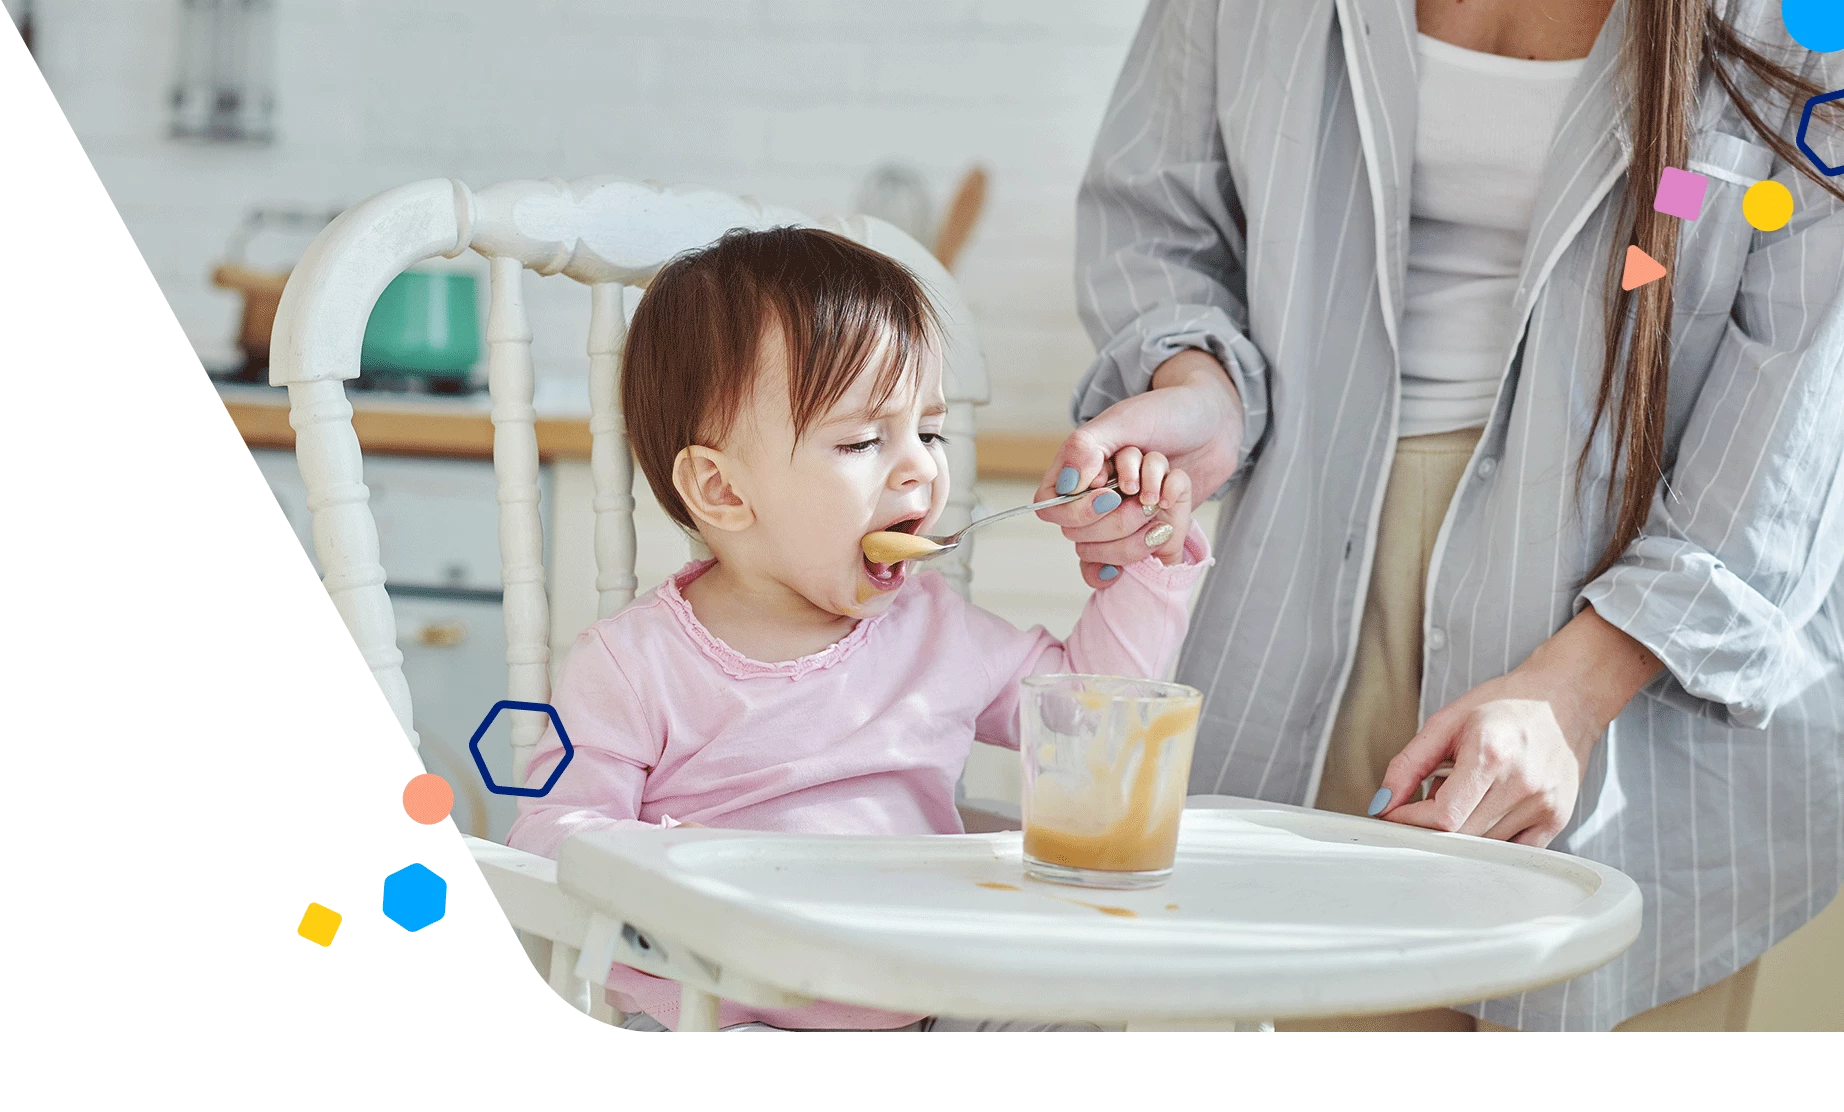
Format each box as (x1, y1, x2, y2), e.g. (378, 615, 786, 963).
(1583, 1, 1844, 582)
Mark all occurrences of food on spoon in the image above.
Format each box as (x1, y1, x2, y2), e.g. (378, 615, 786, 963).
(861, 530, 943, 564)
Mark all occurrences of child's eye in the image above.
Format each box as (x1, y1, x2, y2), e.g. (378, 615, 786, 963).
(921, 432, 950, 447)
(839, 438, 881, 454)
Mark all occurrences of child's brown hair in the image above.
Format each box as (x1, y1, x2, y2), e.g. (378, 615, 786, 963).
(622, 226, 941, 531)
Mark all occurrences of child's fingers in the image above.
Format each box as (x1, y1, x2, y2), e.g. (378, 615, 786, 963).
(1147, 469, 1192, 562)
(1113, 447, 1144, 497)
(1136, 452, 1168, 515)
(1159, 462, 1192, 512)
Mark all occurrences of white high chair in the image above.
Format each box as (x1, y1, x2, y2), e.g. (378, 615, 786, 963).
(270, 177, 989, 1022)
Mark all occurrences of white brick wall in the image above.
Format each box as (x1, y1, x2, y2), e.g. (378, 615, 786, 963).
(16, 0, 1145, 433)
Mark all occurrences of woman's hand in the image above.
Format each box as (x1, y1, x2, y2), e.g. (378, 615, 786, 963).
(1373, 607, 1663, 847)
(1036, 349, 1243, 588)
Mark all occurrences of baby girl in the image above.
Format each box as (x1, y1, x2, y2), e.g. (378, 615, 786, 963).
(506, 227, 1212, 1030)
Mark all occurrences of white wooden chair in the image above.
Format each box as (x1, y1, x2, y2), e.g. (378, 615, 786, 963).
(270, 177, 990, 1023)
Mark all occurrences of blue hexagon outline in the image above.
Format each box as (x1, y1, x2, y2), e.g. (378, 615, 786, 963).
(382, 863, 447, 933)
(1797, 90, 1844, 178)
(468, 699, 574, 797)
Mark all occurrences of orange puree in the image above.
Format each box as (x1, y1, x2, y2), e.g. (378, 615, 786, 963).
(976, 881, 1019, 891)
(1073, 901, 1137, 918)
(1024, 701, 1200, 874)
(861, 530, 943, 564)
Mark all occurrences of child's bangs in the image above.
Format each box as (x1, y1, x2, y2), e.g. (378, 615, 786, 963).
(775, 246, 940, 441)
(786, 309, 933, 440)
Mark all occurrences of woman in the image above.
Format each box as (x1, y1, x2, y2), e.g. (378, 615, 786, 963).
(1041, 0, 1844, 1030)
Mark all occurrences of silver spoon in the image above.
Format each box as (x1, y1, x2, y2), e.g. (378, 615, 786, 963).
(862, 478, 1123, 564)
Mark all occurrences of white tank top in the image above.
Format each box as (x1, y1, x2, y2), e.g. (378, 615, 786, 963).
(1398, 34, 1586, 439)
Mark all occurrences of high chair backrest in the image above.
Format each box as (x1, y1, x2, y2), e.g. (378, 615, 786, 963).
(270, 178, 989, 778)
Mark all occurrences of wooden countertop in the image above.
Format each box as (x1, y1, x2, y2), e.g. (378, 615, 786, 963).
(219, 387, 1063, 481)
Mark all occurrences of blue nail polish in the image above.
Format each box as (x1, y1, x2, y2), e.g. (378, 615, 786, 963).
(1367, 788, 1392, 816)
(1056, 467, 1080, 496)
(1098, 565, 1120, 581)
(1092, 490, 1122, 514)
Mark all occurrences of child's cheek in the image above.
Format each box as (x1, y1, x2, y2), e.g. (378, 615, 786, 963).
(922, 451, 952, 533)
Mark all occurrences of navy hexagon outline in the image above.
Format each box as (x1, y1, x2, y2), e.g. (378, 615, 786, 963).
(468, 699, 574, 797)
(1797, 90, 1844, 178)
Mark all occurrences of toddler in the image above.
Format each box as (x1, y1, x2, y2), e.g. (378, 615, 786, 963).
(506, 227, 1212, 1030)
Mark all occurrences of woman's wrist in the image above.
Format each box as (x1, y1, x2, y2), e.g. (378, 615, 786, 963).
(1518, 605, 1663, 751)
(1151, 348, 1242, 417)
(1148, 349, 1244, 478)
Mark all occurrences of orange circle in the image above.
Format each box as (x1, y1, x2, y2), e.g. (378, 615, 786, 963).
(402, 773, 454, 825)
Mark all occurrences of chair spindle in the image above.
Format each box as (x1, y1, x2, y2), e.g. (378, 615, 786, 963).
(287, 379, 420, 747)
(587, 282, 639, 618)
(485, 254, 552, 784)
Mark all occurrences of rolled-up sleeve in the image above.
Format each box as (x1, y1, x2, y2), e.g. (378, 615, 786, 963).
(1579, 113, 1844, 729)
(1073, 0, 1269, 479)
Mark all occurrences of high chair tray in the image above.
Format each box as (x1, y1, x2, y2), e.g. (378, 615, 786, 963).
(552, 795, 1641, 1025)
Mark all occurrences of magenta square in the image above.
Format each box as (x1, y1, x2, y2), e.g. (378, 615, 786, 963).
(1653, 167, 1709, 221)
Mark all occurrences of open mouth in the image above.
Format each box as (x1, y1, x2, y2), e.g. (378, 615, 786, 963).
(862, 514, 926, 590)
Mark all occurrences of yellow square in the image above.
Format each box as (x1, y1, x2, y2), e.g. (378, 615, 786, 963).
(297, 902, 342, 947)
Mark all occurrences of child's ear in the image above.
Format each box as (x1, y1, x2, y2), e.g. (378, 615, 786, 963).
(673, 446, 754, 533)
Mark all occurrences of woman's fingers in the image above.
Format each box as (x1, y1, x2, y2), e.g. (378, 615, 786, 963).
(1373, 707, 1464, 817)
(1380, 721, 1496, 832)
(1080, 560, 1122, 589)
(1457, 780, 1525, 838)
(1039, 429, 1123, 518)
(1513, 823, 1563, 849)
(1483, 795, 1549, 843)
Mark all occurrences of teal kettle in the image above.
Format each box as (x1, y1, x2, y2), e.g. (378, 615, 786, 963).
(361, 270, 481, 379)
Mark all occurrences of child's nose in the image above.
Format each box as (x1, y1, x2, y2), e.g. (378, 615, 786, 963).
(893, 438, 940, 487)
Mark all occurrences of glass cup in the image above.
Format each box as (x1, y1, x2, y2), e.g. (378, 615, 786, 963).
(1019, 674, 1203, 889)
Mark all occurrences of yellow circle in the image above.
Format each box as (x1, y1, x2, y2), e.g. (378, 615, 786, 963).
(1742, 181, 1794, 232)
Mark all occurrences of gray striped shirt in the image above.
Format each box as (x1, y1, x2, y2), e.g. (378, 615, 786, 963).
(1074, 0, 1844, 1030)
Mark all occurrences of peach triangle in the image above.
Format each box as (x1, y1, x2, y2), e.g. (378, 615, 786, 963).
(1622, 245, 1668, 291)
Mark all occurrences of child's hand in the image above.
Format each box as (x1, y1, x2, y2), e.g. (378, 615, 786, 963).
(1035, 448, 1194, 588)
(1112, 449, 1193, 569)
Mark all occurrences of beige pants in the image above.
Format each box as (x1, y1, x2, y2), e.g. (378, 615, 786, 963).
(1282, 427, 1759, 1032)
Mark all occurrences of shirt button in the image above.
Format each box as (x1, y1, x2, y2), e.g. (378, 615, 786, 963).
(1427, 627, 1448, 652)
(1476, 457, 1497, 478)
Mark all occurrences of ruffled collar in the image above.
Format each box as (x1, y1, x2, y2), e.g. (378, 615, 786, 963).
(657, 560, 894, 681)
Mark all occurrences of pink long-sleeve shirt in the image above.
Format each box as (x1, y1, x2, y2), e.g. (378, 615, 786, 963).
(507, 522, 1211, 1029)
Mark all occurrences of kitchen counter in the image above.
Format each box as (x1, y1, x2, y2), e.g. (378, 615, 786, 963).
(216, 382, 1062, 478)
(218, 382, 591, 461)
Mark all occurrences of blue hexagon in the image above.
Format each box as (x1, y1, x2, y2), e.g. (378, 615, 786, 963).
(1797, 90, 1844, 178)
(467, 700, 574, 797)
(382, 863, 447, 932)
